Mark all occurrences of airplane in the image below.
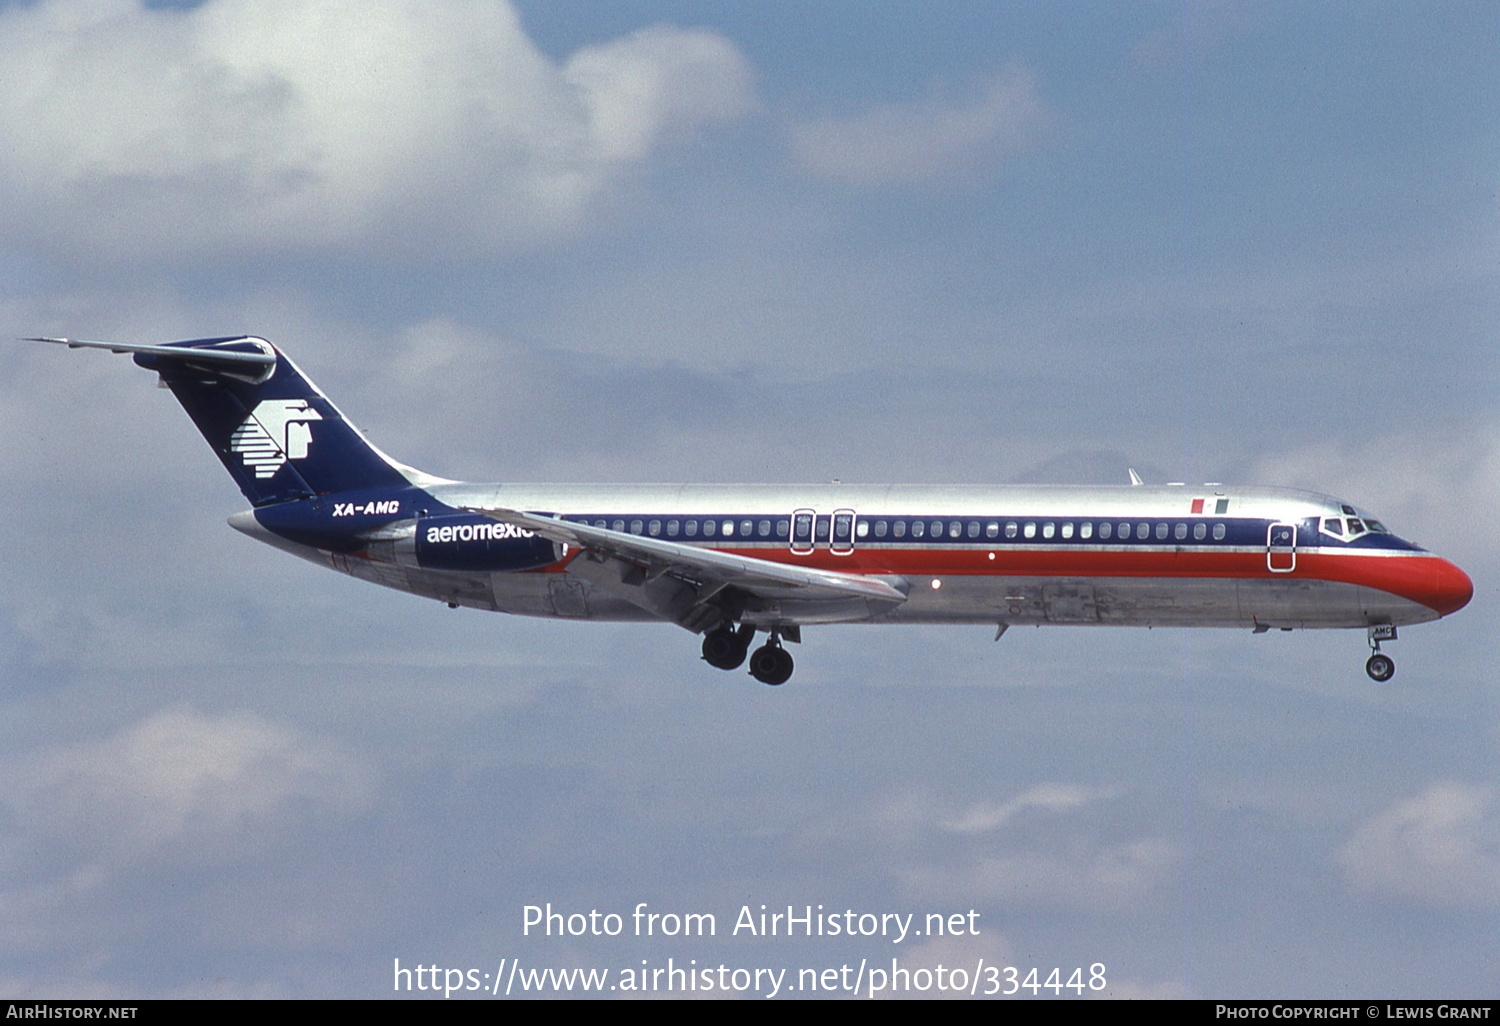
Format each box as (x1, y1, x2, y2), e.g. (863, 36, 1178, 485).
(25, 335, 1472, 686)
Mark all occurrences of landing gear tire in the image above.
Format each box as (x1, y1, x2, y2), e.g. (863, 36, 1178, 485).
(702, 624, 753, 670)
(748, 643, 794, 686)
(1365, 653, 1395, 682)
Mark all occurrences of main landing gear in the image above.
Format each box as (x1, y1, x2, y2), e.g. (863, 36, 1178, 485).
(701, 624, 795, 685)
(1365, 624, 1397, 682)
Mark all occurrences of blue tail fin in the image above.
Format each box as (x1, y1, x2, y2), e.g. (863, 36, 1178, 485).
(130, 336, 426, 505)
(24, 335, 427, 506)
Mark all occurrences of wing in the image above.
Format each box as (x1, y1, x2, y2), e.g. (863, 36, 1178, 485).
(467, 507, 910, 632)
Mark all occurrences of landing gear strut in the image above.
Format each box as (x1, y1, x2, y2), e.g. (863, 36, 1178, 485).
(748, 632, 794, 686)
(702, 623, 755, 670)
(1365, 625, 1396, 682)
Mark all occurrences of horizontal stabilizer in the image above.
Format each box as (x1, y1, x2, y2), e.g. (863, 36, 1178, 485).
(23, 336, 276, 370)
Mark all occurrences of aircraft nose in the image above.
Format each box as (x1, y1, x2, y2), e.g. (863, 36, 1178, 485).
(1423, 557, 1473, 617)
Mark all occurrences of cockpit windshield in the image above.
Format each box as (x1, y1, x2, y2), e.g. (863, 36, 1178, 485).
(1321, 514, 1390, 540)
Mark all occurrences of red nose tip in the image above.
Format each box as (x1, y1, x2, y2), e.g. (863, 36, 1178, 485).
(1425, 558, 1474, 617)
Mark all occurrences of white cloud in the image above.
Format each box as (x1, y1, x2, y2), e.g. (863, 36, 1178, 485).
(905, 836, 1179, 913)
(833, 784, 1178, 913)
(1338, 782, 1500, 908)
(788, 68, 1044, 185)
(1247, 423, 1500, 564)
(5, 707, 374, 862)
(942, 783, 1115, 834)
(0, 0, 755, 260)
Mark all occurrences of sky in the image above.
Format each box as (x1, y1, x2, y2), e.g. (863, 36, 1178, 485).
(1, 0, 1496, 1000)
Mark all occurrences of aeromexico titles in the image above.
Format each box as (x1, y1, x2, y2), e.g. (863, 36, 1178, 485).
(28, 335, 1472, 686)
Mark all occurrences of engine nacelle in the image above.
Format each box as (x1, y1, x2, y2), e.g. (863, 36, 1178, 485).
(364, 514, 560, 572)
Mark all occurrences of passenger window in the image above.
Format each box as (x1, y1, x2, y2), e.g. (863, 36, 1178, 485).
(966, 521, 980, 539)
(1155, 522, 1169, 540)
(856, 520, 869, 538)
(1137, 523, 1150, 540)
(950, 521, 963, 539)
(893, 520, 907, 538)
(1099, 522, 1112, 540)
(686, 520, 698, 537)
(1005, 522, 1018, 539)
(594, 519, 606, 528)
(1213, 523, 1226, 541)
(1174, 523, 1187, 540)
(630, 520, 643, 534)
(703, 520, 716, 537)
(986, 521, 999, 539)
(648, 519, 661, 536)
(776, 520, 789, 538)
(1061, 522, 1074, 539)
(666, 519, 679, 537)
(932, 521, 944, 538)
(1193, 522, 1206, 540)
(1024, 522, 1036, 539)
(874, 520, 888, 538)
(814, 518, 829, 542)
(739, 519, 753, 537)
(1080, 522, 1093, 539)
(758, 519, 771, 537)
(612, 520, 625, 532)
(1042, 522, 1055, 539)
(912, 521, 925, 539)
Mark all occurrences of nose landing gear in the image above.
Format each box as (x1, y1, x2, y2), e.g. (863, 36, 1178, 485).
(1365, 625, 1396, 682)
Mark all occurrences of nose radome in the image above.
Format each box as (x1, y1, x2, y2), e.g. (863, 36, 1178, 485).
(1426, 558, 1474, 617)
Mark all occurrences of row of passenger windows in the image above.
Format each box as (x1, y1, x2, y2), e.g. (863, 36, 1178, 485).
(864, 519, 1228, 541)
(576, 516, 1231, 543)
(591, 518, 787, 539)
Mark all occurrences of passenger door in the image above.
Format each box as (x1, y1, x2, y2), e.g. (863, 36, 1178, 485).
(1267, 522, 1297, 573)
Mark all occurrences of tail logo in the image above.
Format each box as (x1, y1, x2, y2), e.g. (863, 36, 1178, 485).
(228, 399, 323, 479)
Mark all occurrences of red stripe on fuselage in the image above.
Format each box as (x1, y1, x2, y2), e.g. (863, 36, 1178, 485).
(700, 546, 1472, 616)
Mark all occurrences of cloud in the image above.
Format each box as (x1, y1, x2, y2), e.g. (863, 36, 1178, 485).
(1246, 423, 1500, 564)
(0, 0, 755, 262)
(817, 784, 1177, 914)
(1338, 783, 1500, 909)
(942, 783, 1114, 834)
(4, 707, 374, 863)
(788, 67, 1045, 185)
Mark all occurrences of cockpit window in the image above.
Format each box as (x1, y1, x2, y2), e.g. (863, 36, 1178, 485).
(1365, 520, 1388, 534)
(1322, 517, 1344, 536)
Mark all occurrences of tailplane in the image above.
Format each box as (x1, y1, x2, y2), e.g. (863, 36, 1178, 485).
(25, 336, 437, 506)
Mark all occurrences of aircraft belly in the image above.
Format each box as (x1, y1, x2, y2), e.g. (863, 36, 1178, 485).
(1356, 585, 1441, 627)
(330, 551, 500, 611)
(1236, 578, 1387, 628)
(868, 575, 1374, 628)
